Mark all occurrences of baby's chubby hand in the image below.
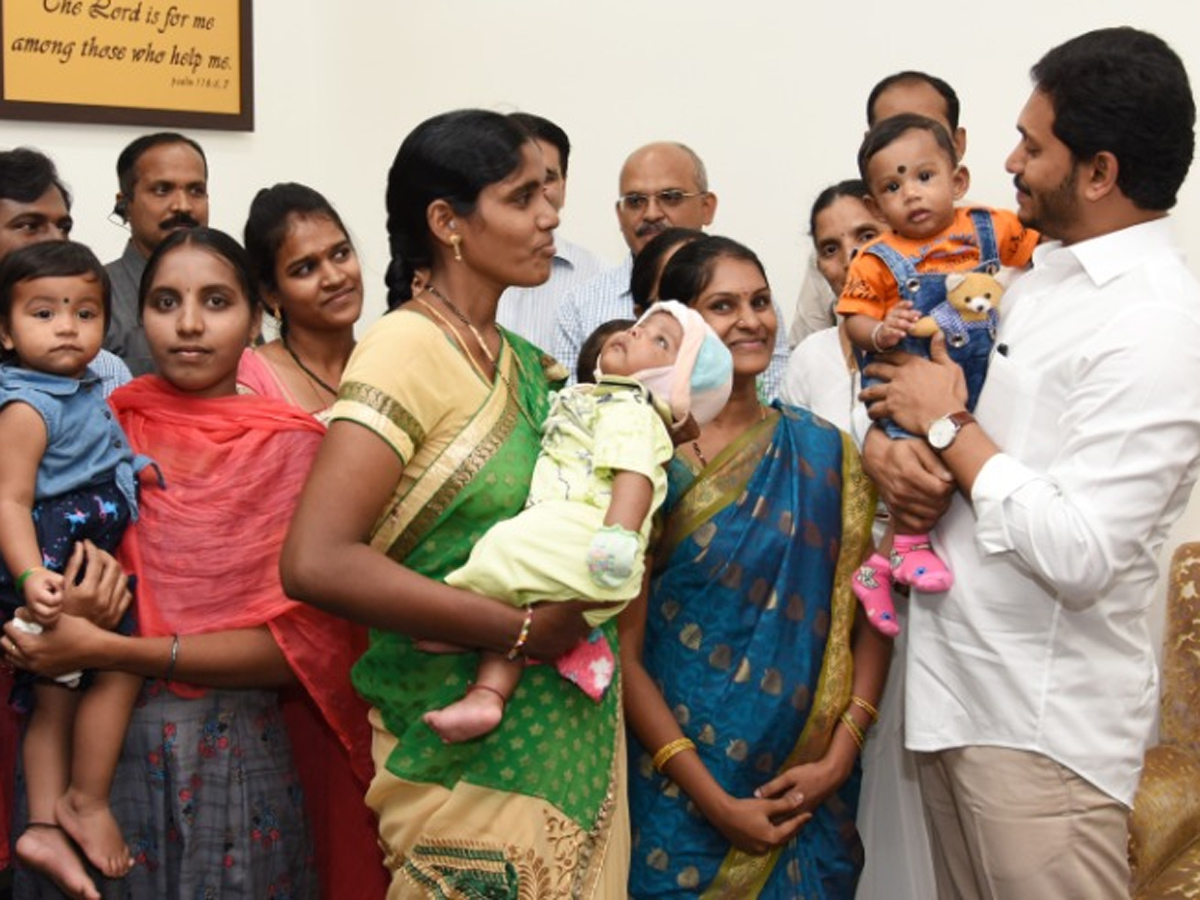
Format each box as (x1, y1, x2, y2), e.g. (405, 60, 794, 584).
(873, 301, 920, 350)
(21, 567, 64, 627)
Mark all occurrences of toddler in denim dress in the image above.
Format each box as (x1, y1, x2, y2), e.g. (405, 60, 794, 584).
(0, 242, 154, 893)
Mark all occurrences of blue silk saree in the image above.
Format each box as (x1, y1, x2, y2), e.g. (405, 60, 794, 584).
(630, 404, 875, 898)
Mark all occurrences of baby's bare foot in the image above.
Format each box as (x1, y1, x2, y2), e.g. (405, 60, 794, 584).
(423, 686, 505, 743)
(16, 822, 101, 900)
(56, 789, 134, 878)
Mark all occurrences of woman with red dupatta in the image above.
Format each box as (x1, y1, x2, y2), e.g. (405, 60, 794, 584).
(6, 228, 376, 899)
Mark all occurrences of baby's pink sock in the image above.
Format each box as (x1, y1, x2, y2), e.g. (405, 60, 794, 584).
(891, 533, 954, 592)
(852, 553, 900, 637)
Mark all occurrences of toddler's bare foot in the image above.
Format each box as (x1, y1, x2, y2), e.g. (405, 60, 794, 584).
(15, 822, 101, 900)
(422, 684, 506, 743)
(56, 789, 134, 878)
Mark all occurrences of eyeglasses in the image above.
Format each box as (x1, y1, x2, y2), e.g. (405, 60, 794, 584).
(616, 189, 708, 213)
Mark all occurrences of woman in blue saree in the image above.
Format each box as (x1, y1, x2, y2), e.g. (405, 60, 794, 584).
(622, 236, 890, 898)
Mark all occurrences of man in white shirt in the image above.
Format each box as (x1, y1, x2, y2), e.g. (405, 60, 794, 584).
(496, 113, 608, 352)
(860, 27, 1200, 899)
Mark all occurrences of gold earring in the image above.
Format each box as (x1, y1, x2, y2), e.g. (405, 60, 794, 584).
(450, 233, 463, 262)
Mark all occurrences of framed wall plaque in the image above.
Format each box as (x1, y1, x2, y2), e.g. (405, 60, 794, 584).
(1, 0, 253, 130)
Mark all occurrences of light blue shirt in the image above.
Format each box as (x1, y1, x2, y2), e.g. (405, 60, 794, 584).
(92, 349, 132, 397)
(553, 258, 634, 384)
(497, 238, 608, 354)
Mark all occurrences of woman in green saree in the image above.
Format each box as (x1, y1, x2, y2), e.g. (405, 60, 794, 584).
(282, 110, 629, 898)
(622, 236, 891, 898)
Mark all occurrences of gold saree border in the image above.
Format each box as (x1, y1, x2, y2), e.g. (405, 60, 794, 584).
(371, 679, 628, 898)
(370, 346, 520, 565)
(335, 380, 427, 464)
(657, 410, 779, 563)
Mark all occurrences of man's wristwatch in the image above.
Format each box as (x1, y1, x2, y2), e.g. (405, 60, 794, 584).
(927, 411, 976, 451)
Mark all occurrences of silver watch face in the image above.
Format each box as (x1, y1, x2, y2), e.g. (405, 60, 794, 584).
(928, 416, 957, 449)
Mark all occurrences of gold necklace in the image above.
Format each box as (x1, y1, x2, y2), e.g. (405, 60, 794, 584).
(691, 404, 768, 468)
(425, 283, 498, 369)
(418, 297, 494, 384)
(420, 284, 542, 434)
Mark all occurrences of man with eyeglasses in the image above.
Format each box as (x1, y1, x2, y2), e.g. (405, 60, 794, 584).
(556, 142, 790, 394)
(553, 142, 717, 383)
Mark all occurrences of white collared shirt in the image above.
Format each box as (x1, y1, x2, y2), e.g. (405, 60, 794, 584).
(497, 238, 608, 353)
(906, 217, 1200, 806)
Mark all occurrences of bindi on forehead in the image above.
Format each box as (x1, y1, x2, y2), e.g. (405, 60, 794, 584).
(897, 165, 907, 174)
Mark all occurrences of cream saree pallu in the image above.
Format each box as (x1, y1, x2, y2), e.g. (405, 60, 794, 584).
(629, 404, 875, 899)
(332, 314, 628, 899)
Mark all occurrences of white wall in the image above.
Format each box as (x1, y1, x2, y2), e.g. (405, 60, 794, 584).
(5, 0, 1200, 616)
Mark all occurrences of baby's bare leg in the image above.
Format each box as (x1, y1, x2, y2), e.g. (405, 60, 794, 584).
(423, 651, 522, 743)
(55, 670, 140, 878)
(16, 682, 100, 900)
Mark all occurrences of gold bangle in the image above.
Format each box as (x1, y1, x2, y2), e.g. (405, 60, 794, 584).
(651, 737, 696, 773)
(840, 712, 865, 751)
(506, 608, 533, 661)
(849, 694, 880, 723)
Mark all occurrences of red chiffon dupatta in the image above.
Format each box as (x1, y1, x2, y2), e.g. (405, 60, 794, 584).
(110, 376, 386, 897)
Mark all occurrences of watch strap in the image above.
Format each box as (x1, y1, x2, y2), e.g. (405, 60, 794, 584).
(928, 410, 977, 450)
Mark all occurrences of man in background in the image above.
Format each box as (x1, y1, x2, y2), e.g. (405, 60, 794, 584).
(105, 132, 209, 375)
(790, 71, 966, 347)
(496, 113, 608, 352)
(553, 140, 717, 380)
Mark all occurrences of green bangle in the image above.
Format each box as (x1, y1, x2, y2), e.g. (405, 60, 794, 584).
(15, 566, 46, 595)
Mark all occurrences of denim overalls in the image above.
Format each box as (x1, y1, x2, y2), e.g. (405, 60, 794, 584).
(860, 208, 1001, 439)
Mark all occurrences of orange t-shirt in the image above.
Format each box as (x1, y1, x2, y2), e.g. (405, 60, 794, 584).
(836, 207, 1039, 319)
